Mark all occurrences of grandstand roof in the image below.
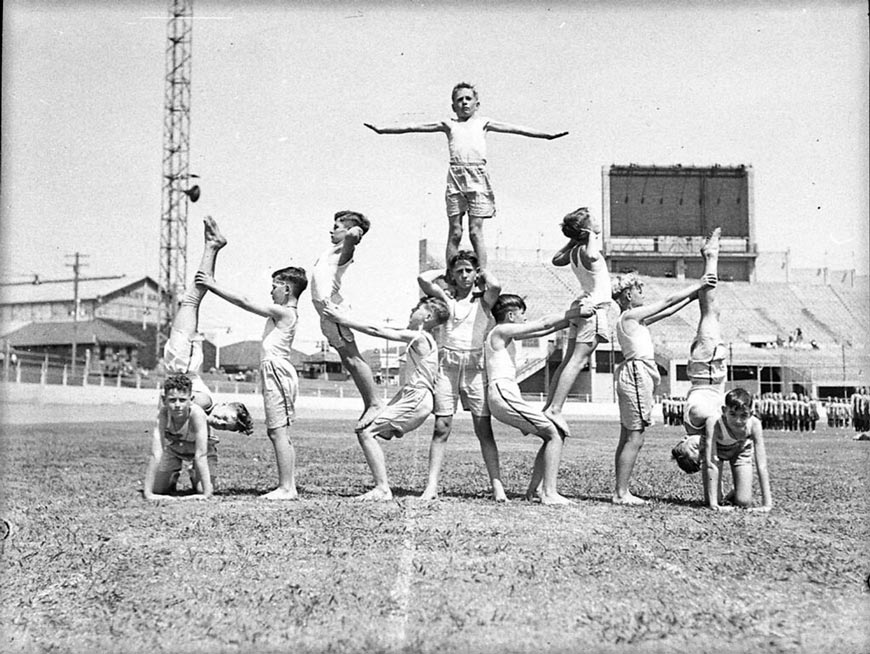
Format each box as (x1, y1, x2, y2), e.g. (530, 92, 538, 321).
(0, 276, 158, 305)
(4, 319, 145, 347)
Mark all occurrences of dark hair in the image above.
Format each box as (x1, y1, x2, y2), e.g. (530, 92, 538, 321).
(492, 294, 526, 322)
(449, 250, 479, 271)
(418, 296, 451, 325)
(163, 373, 192, 396)
(561, 207, 593, 241)
(725, 387, 753, 412)
(451, 81, 478, 101)
(228, 402, 254, 435)
(334, 210, 370, 234)
(272, 266, 308, 297)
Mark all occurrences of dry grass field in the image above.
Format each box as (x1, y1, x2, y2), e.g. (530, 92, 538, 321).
(1, 411, 868, 653)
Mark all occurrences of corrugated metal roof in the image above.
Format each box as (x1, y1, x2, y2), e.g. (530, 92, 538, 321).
(4, 319, 145, 347)
(0, 276, 157, 305)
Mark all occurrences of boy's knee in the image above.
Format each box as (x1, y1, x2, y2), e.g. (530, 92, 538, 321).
(432, 416, 452, 442)
(537, 426, 559, 441)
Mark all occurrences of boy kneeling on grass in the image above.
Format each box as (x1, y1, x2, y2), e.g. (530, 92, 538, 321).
(701, 387, 772, 512)
(144, 374, 215, 500)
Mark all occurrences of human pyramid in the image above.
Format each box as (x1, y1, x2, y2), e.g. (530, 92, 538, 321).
(144, 83, 771, 512)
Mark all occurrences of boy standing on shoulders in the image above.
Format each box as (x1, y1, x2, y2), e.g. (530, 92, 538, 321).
(417, 251, 505, 501)
(196, 263, 308, 501)
(310, 210, 383, 429)
(144, 374, 214, 501)
(543, 207, 618, 438)
(322, 296, 451, 501)
(702, 388, 772, 512)
(485, 294, 590, 506)
(610, 268, 717, 504)
(365, 82, 567, 268)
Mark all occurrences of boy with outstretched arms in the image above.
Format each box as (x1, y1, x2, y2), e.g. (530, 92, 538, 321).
(196, 261, 308, 501)
(322, 296, 451, 501)
(417, 250, 504, 501)
(310, 210, 384, 429)
(144, 374, 215, 500)
(702, 388, 772, 512)
(365, 82, 567, 268)
(543, 207, 618, 438)
(486, 294, 590, 505)
(610, 267, 717, 504)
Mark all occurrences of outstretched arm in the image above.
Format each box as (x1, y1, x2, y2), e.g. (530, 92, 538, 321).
(189, 409, 213, 499)
(194, 272, 292, 322)
(498, 305, 587, 341)
(321, 304, 417, 343)
(631, 275, 716, 325)
(486, 120, 568, 140)
(364, 121, 446, 135)
(750, 424, 772, 512)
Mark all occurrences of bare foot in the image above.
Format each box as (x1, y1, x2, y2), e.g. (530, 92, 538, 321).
(355, 487, 393, 501)
(356, 404, 384, 431)
(543, 409, 571, 438)
(540, 493, 573, 506)
(418, 488, 438, 501)
(203, 216, 227, 248)
(701, 226, 721, 258)
(492, 481, 508, 503)
(260, 487, 299, 501)
(612, 493, 648, 505)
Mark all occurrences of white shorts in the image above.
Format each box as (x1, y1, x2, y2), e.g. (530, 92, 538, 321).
(164, 328, 204, 375)
(366, 386, 433, 439)
(312, 300, 355, 349)
(260, 359, 298, 430)
(568, 300, 619, 344)
(488, 379, 553, 437)
(433, 349, 489, 417)
(616, 360, 659, 431)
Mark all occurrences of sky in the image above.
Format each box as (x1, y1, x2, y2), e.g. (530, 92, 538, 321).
(2, 0, 867, 353)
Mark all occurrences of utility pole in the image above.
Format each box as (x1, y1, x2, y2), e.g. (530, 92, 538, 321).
(65, 252, 88, 377)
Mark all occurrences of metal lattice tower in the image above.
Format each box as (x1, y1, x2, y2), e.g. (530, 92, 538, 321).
(157, 0, 194, 356)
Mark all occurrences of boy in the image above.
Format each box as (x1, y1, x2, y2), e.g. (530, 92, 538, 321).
(364, 82, 568, 268)
(543, 207, 618, 438)
(162, 216, 254, 434)
(322, 296, 451, 501)
(143, 374, 215, 500)
(610, 267, 717, 504)
(196, 260, 308, 501)
(702, 387, 772, 512)
(310, 210, 383, 429)
(417, 251, 504, 501)
(485, 294, 589, 506)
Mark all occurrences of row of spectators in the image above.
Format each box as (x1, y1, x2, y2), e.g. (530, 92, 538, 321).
(660, 391, 870, 433)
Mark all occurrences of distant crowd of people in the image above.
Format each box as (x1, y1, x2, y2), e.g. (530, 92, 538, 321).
(662, 390, 870, 434)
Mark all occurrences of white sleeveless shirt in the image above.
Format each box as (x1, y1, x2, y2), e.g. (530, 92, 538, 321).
(484, 330, 516, 383)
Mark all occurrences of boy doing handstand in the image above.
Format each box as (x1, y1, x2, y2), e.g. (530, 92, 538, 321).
(144, 217, 255, 500)
(702, 387, 772, 512)
(365, 82, 567, 268)
(196, 256, 308, 500)
(417, 250, 504, 501)
(610, 266, 717, 504)
(486, 294, 590, 505)
(322, 296, 450, 501)
(310, 210, 383, 429)
(543, 207, 618, 437)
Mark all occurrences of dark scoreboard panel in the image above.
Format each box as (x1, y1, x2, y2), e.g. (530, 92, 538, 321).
(608, 165, 750, 237)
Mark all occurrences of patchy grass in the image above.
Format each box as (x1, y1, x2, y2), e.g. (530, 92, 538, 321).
(1, 414, 868, 653)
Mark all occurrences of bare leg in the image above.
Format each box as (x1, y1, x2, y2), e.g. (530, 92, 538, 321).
(695, 227, 721, 347)
(472, 415, 507, 501)
(445, 212, 464, 269)
(543, 340, 597, 436)
(730, 463, 754, 507)
(536, 426, 571, 506)
(613, 426, 647, 504)
(420, 416, 452, 500)
(261, 426, 298, 500)
(525, 447, 544, 501)
(338, 342, 384, 429)
(467, 216, 488, 269)
(355, 427, 392, 501)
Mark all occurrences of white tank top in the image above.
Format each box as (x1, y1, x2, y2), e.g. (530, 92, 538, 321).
(401, 331, 439, 391)
(570, 246, 611, 306)
(615, 313, 655, 361)
(310, 243, 350, 305)
(440, 295, 492, 352)
(260, 310, 297, 362)
(484, 330, 516, 383)
(447, 115, 489, 164)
